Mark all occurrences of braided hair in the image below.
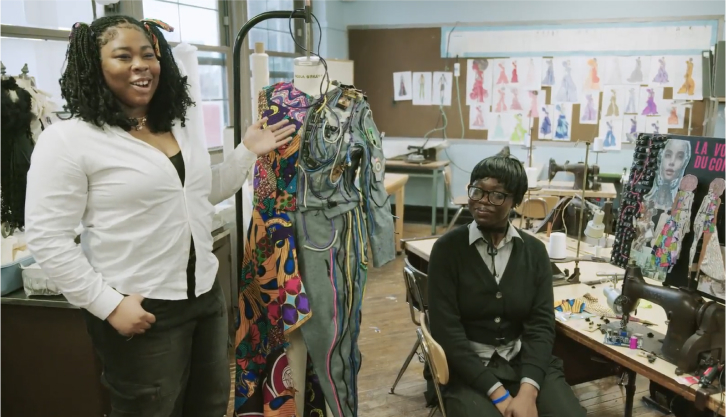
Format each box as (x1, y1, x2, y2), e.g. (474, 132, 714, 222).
(59, 16, 193, 133)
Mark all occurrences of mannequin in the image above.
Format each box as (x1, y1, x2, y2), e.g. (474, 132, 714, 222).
(293, 56, 326, 96)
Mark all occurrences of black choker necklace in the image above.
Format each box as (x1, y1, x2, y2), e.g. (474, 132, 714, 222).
(131, 116, 147, 131)
(477, 224, 508, 234)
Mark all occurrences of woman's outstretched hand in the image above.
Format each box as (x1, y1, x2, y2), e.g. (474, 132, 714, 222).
(242, 117, 296, 156)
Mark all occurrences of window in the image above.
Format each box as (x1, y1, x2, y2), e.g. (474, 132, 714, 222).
(198, 51, 228, 148)
(1, 0, 93, 30)
(142, 0, 221, 46)
(1, 37, 69, 106)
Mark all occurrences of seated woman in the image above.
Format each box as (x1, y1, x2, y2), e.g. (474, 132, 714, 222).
(428, 155, 585, 417)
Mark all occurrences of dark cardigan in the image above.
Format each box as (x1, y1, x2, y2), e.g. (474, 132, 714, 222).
(427, 225, 555, 394)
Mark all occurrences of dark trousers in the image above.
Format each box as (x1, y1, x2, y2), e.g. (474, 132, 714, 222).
(443, 354, 586, 417)
(82, 280, 229, 417)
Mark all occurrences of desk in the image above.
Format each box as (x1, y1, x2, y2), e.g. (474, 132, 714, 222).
(384, 173, 409, 254)
(402, 235, 725, 417)
(385, 160, 450, 235)
(530, 180, 617, 199)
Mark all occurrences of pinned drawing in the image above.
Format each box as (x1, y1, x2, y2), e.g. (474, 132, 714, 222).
(494, 87, 508, 113)
(624, 87, 638, 114)
(469, 104, 488, 130)
(489, 113, 508, 140)
(539, 105, 554, 139)
(527, 90, 544, 118)
(651, 57, 669, 85)
(583, 58, 601, 91)
(393, 71, 412, 101)
(509, 88, 524, 111)
(542, 58, 555, 86)
(495, 60, 509, 85)
(626, 56, 648, 84)
(639, 87, 664, 116)
(466, 59, 492, 106)
(605, 56, 623, 85)
(666, 102, 686, 128)
(432, 71, 453, 106)
(675, 56, 702, 100)
(555, 59, 578, 103)
(579, 93, 599, 124)
(622, 116, 646, 143)
(603, 87, 623, 117)
(511, 60, 519, 84)
(645, 117, 669, 134)
(554, 104, 571, 141)
(509, 113, 528, 145)
(412, 72, 433, 106)
(599, 118, 623, 150)
(523, 58, 542, 90)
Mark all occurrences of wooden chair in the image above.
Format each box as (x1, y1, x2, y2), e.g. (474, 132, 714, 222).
(419, 312, 449, 417)
(389, 258, 429, 394)
(443, 166, 469, 232)
(513, 196, 556, 229)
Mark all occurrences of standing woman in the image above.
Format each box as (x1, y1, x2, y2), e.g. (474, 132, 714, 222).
(25, 15, 295, 416)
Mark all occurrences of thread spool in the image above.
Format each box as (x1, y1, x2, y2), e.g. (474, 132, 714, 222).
(525, 167, 539, 189)
(548, 232, 567, 259)
(593, 137, 605, 152)
(250, 42, 269, 122)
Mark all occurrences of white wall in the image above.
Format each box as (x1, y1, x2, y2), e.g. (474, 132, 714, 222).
(319, 0, 725, 207)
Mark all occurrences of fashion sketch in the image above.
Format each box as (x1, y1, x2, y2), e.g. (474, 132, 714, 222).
(606, 89, 620, 117)
(492, 114, 506, 139)
(581, 94, 598, 122)
(643, 139, 692, 211)
(527, 90, 539, 118)
(472, 105, 485, 128)
(555, 60, 577, 102)
(625, 88, 637, 114)
(496, 61, 509, 84)
(626, 117, 638, 143)
(398, 76, 407, 97)
(627, 57, 644, 83)
(554, 104, 569, 139)
(525, 58, 537, 86)
(438, 73, 447, 104)
(652, 57, 669, 84)
(540, 107, 552, 136)
(495, 87, 507, 112)
(583, 58, 600, 91)
(419, 74, 426, 99)
(668, 106, 679, 125)
(510, 113, 526, 144)
(603, 121, 617, 147)
(641, 88, 658, 116)
(510, 88, 523, 110)
(468, 59, 489, 103)
(607, 57, 623, 85)
(677, 58, 696, 96)
(651, 120, 661, 134)
(511, 60, 519, 83)
(542, 59, 555, 86)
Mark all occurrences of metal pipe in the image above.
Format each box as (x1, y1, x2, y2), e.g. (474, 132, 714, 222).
(233, 10, 307, 266)
(575, 142, 590, 260)
(305, 0, 312, 59)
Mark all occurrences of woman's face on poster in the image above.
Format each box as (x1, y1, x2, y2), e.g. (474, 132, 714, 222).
(660, 140, 689, 182)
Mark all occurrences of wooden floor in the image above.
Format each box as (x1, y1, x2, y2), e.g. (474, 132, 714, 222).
(229, 222, 667, 417)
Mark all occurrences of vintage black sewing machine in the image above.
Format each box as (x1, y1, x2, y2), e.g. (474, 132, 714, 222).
(548, 159, 602, 191)
(615, 264, 725, 375)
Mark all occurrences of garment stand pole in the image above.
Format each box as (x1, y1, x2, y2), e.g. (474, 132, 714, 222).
(233, 7, 311, 261)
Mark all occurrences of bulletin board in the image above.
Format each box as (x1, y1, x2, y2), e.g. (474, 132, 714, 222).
(348, 27, 710, 142)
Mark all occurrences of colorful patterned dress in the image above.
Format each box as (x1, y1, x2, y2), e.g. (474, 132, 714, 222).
(651, 188, 695, 274)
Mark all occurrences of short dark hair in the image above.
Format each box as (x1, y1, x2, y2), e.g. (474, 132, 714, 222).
(60, 16, 193, 133)
(469, 155, 528, 205)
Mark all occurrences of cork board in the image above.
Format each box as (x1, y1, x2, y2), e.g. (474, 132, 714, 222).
(348, 27, 707, 141)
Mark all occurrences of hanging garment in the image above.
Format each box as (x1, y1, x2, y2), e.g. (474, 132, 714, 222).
(540, 109, 552, 135)
(677, 58, 696, 96)
(554, 113, 569, 139)
(542, 59, 555, 86)
(651, 175, 697, 277)
(652, 58, 669, 84)
(1, 78, 36, 230)
(555, 62, 577, 102)
(581, 94, 597, 121)
(235, 82, 395, 417)
(627, 57, 644, 83)
(689, 179, 725, 288)
(642, 89, 658, 116)
(625, 88, 637, 114)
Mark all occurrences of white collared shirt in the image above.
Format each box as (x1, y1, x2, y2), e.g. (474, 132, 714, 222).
(467, 221, 540, 393)
(25, 118, 256, 320)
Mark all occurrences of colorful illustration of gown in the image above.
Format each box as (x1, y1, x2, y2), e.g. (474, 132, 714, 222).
(668, 107, 679, 125)
(581, 94, 597, 121)
(540, 107, 552, 136)
(398, 77, 407, 97)
(624, 88, 637, 114)
(525, 58, 537, 86)
(473, 106, 485, 127)
(606, 90, 619, 117)
(690, 179, 726, 297)
(510, 89, 523, 110)
(652, 57, 669, 83)
(651, 177, 696, 275)
(626, 117, 638, 142)
(510, 114, 526, 143)
(495, 88, 507, 112)
(554, 108, 569, 139)
(542, 59, 555, 86)
(492, 115, 506, 139)
(583, 58, 600, 90)
(641, 88, 658, 115)
(651, 121, 660, 134)
(627, 57, 644, 83)
(511, 61, 519, 83)
(469, 61, 488, 103)
(527, 91, 539, 118)
(555, 61, 577, 102)
(235, 82, 395, 417)
(603, 121, 616, 147)
(496, 62, 509, 84)
(438, 74, 447, 104)
(677, 58, 696, 96)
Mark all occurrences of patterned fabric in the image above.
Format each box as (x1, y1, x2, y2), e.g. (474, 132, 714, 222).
(235, 82, 319, 415)
(651, 190, 694, 273)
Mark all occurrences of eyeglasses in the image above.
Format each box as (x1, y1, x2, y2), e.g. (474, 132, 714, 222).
(467, 186, 509, 206)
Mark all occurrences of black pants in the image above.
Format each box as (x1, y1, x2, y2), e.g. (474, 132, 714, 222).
(443, 354, 586, 417)
(82, 280, 229, 417)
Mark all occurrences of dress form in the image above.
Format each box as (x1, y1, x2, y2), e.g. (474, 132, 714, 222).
(287, 54, 335, 417)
